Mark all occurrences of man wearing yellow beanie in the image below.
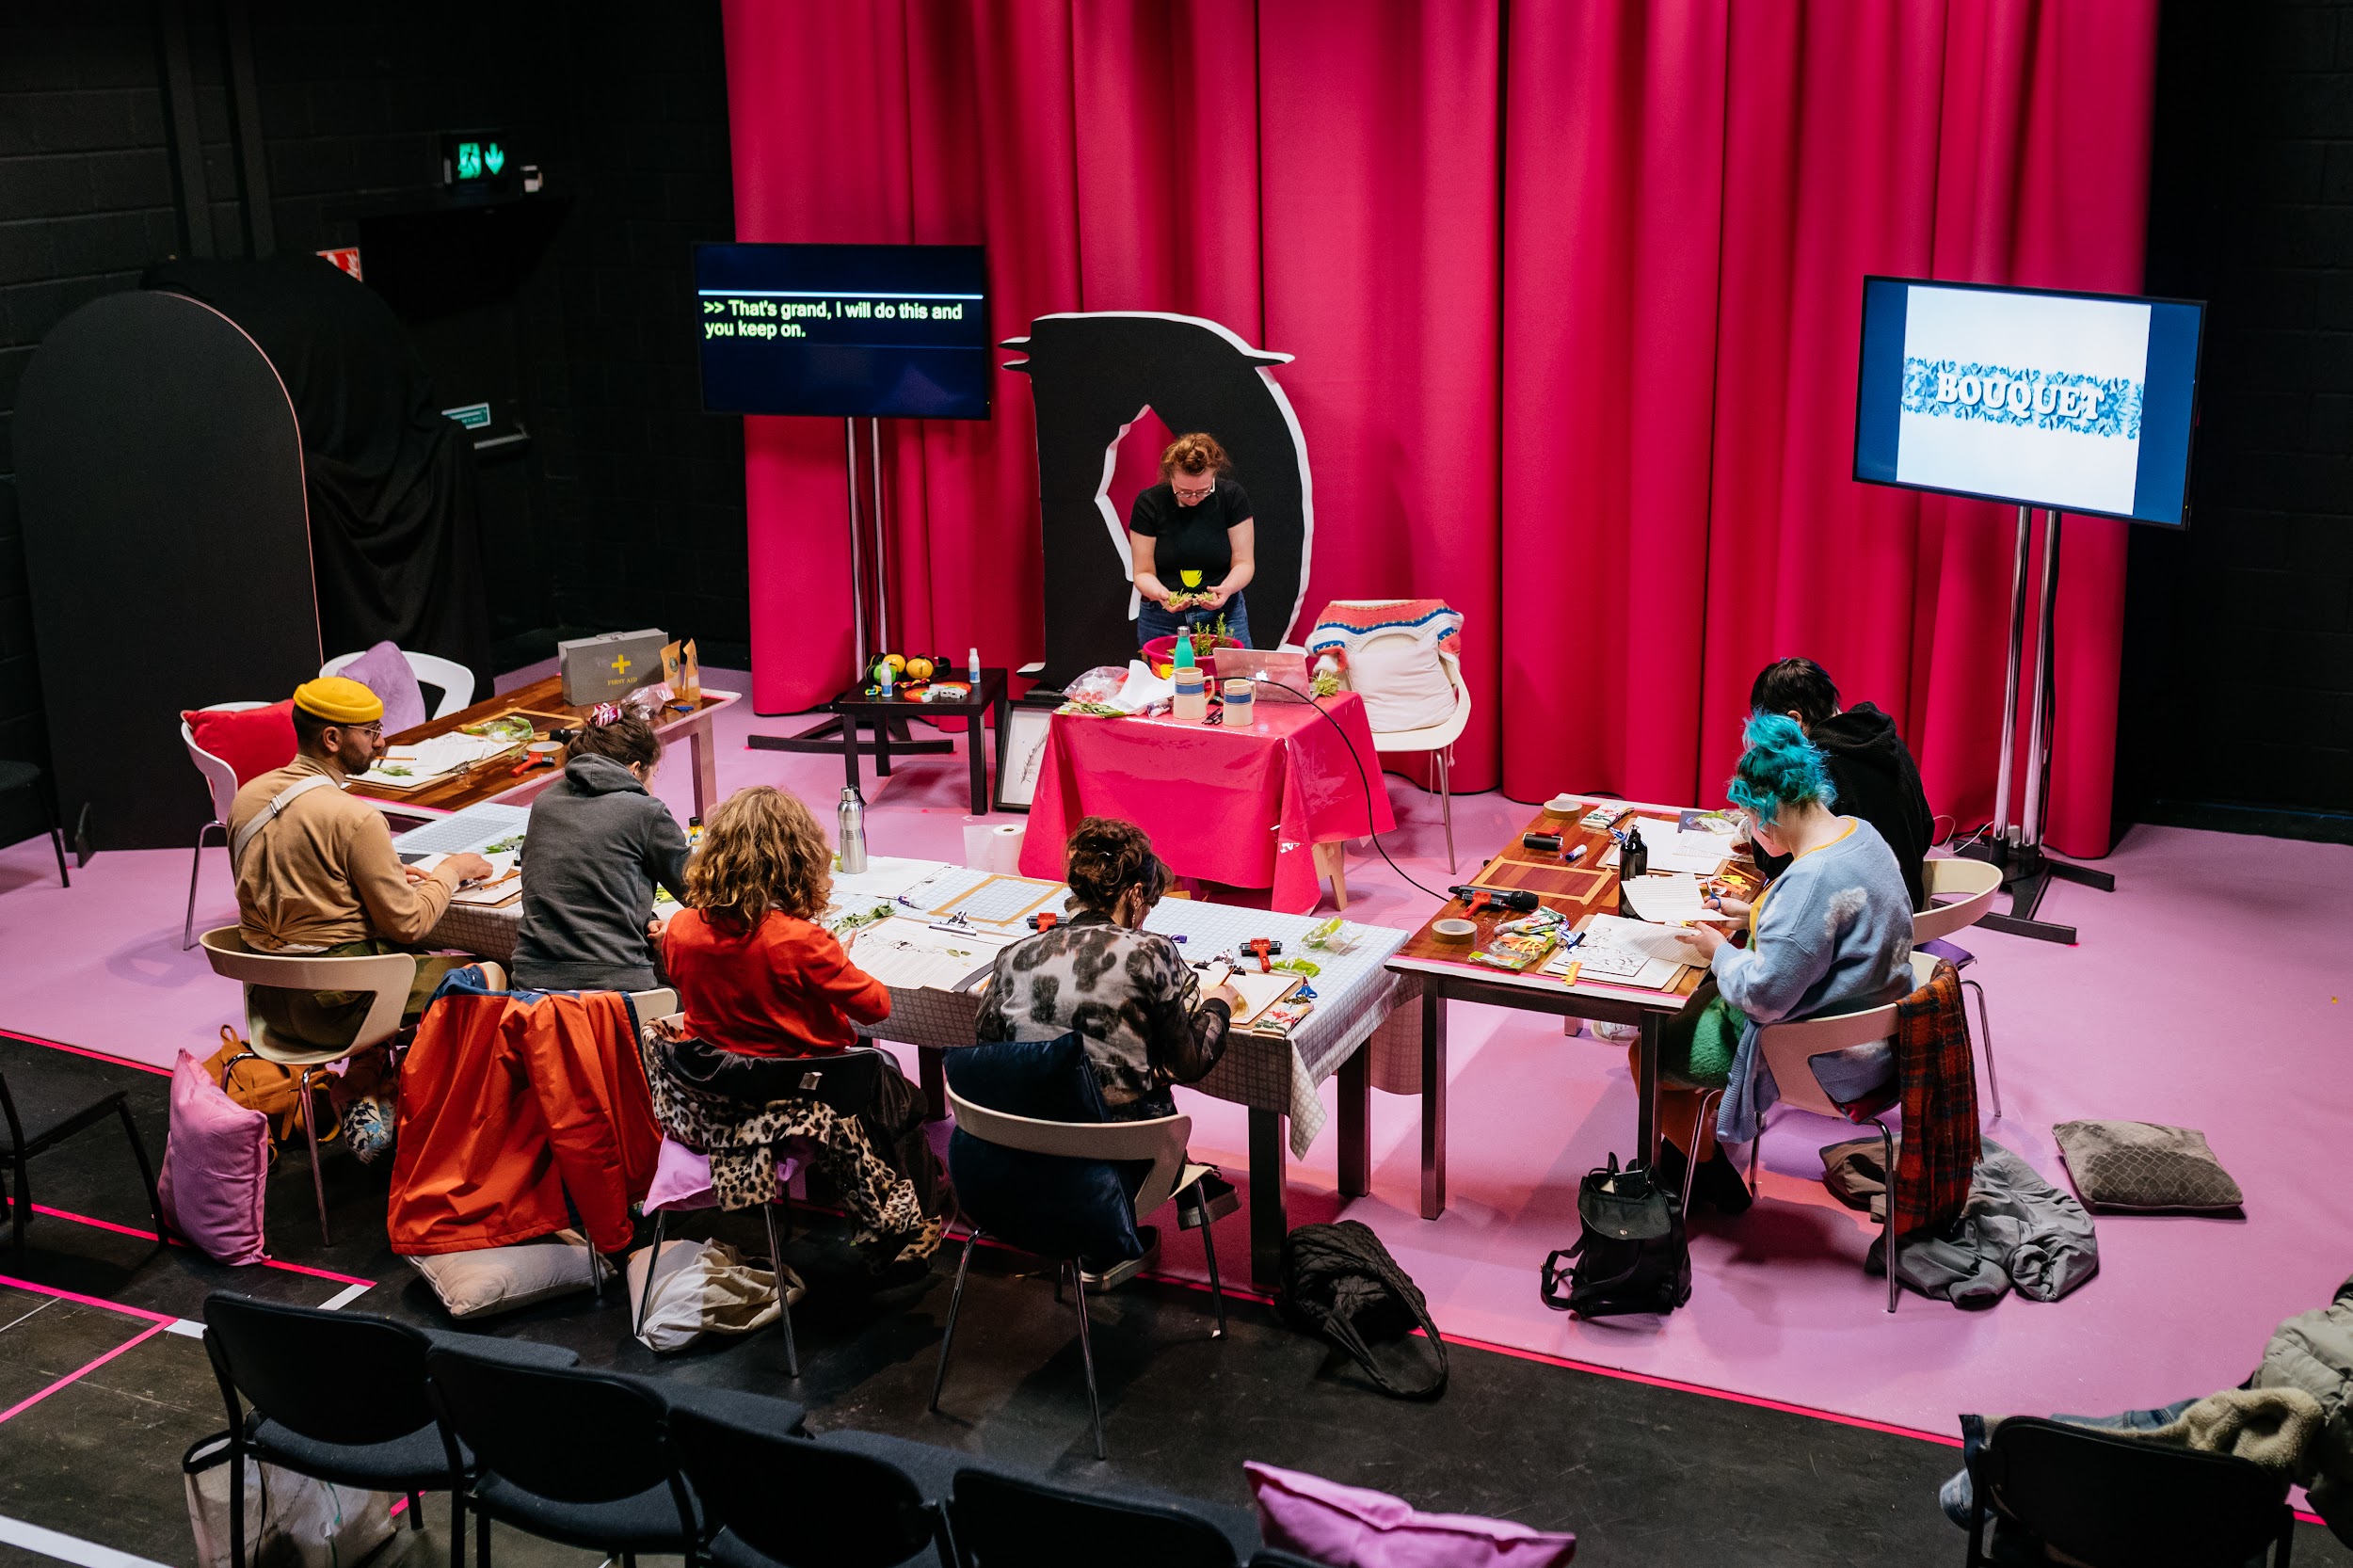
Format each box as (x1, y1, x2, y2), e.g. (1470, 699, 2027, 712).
(228, 677, 494, 1047)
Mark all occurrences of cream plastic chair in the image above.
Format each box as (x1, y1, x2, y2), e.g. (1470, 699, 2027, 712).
(1750, 996, 1907, 1313)
(1319, 600, 1474, 873)
(320, 648, 476, 719)
(180, 701, 273, 951)
(930, 1085, 1226, 1460)
(1913, 856, 2005, 1116)
(197, 927, 463, 1244)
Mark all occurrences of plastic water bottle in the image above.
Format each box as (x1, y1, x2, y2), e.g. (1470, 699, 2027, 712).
(967, 646, 982, 684)
(838, 785, 868, 874)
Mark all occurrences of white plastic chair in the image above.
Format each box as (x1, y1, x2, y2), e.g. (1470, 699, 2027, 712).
(1913, 856, 2004, 1116)
(321, 648, 476, 719)
(1320, 600, 1474, 873)
(1750, 996, 1907, 1313)
(180, 701, 273, 951)
(930, 1085, 1226, 1460)
(197, 926, 456, 1244)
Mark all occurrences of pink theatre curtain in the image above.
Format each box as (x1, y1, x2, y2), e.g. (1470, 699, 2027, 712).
(722, 0, 2158, 858)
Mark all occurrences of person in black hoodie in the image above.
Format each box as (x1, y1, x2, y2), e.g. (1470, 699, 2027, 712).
(511, 714, 692, 991)
(1745, 657, 1934, 912)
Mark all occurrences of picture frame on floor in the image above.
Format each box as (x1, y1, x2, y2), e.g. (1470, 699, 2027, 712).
(993, 703, 1055, 812)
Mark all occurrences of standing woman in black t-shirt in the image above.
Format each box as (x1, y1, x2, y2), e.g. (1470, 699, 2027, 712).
(1128, 431, 1257, 648)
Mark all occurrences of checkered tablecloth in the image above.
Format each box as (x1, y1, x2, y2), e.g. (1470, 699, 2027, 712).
(429, 862, 1411, 1158)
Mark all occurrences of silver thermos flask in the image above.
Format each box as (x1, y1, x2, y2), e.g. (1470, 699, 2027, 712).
(838, 784, 869, 874)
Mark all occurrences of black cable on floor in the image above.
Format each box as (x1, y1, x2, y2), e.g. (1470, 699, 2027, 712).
(1251, 678, 1456, 903)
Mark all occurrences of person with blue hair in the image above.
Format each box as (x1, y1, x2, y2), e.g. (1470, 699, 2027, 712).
(1643, 712, 1917, 1213)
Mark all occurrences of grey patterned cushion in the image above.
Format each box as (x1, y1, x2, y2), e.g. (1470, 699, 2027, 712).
(2053, 1121, 2244, 1212)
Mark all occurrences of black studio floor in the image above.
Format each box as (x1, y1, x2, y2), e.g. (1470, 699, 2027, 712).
(0, 1036, 2343, 1568)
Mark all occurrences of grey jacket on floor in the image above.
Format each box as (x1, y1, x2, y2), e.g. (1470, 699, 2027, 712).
(512, 754, 691, 992)
(1886, 1138, 2099, 1308)
(2253, 1270, 2353, 1544)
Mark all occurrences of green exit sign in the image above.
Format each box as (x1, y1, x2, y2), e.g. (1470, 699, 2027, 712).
(441, 130, 514, 191)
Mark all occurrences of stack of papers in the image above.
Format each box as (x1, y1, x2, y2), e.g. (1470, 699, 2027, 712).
(1542, 914, 1703, 990)
(357, 733, 516, 790)
(410, 850, 522, 906)
(1616, 872, 1737, 926)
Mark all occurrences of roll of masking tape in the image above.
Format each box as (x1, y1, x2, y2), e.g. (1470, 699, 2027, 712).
(1432, 918, 1477, 941)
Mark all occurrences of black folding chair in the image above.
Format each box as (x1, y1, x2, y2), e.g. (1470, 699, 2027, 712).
(0, 760, 69, 888)
(200, 1295, 582, 1568)
(0, 1058, 161, 1252)
(424, 1343, 698, 1568)
(944, 1467, 1240, 1568)
(1965, 1415, 2298, 1567)
(669, 1404, 951, 1568)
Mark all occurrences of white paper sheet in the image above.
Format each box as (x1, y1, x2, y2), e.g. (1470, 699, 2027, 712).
(355, 732, 515, 789)
(1616, 872, 1737, 926)
(840, 917, 1007, 992)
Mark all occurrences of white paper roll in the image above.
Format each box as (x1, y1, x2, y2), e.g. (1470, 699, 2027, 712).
(962, 821, 1026, 873)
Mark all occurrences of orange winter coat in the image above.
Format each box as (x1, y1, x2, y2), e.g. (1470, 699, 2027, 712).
(388, 981, 659, 1256)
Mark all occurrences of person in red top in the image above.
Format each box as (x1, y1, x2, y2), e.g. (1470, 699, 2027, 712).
(655, 785, 942, 1283)
(662, 785, 888, 1055)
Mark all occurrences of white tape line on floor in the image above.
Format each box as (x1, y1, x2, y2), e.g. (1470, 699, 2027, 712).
(0, 1512, 176, 1568)
(317, 1282, 369, 1311)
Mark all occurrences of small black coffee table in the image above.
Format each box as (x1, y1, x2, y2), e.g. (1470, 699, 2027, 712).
(823, 667, 1010, 814)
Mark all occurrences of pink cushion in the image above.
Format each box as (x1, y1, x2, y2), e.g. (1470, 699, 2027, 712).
(182, 701, 296, 786)
(157, 1049, 269, 1266)
(643, 1137, 799, 1214)
(1246, 1463, 1576, 1568)
(338, 641, 427, 735)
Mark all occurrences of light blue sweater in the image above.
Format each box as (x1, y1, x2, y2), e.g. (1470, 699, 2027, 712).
(1711, 818, 1914, 1142)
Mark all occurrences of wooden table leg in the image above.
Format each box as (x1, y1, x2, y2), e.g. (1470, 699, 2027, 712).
(920, 1045, 946, 1122)
(1419, 984, 1448, 1220)
(840, 715, 862, 792)
(1312, 840, 1349, 910)
(1248, 1108, 1289, 1288)
(1338, 1045, 1370, 1198)
(1636, 1009, 1661, 1166)
(689, 714, 719, 820)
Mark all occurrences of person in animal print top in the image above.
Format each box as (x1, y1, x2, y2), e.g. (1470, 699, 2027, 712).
(975, 815, 1246, 1121)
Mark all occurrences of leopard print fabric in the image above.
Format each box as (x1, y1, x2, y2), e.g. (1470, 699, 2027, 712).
(638, 1020, 941, 1262)
(973, 911, 1225, 1112)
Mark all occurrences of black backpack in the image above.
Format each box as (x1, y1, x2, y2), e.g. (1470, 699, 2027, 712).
(1541, 1154, 1692, 1317)
(1279, 1220, 1448, 1399)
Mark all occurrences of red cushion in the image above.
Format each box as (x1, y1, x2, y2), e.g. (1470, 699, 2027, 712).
(182, 701, 296, 785)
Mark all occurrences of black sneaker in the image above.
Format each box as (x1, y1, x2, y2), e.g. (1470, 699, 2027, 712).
(1176, 1173, 1239, 1228)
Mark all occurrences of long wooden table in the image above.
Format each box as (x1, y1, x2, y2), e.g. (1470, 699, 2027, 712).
(344, 675, 739, 822)
(1385, 800, 1722, 1220)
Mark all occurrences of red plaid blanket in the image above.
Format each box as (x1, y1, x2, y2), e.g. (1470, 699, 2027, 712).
(1892, 960, 1979, 1234)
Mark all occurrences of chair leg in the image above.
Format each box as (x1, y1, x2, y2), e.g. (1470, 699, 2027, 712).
(118, 1102, 165, 1240)
(762, 1201, 799, 1379)
(10, 1156, 26, 1253)
(450, 1492, 466, 1568)
(1682, 1090, 1723, 1217)
(1067, 1262, 1107, 1461)
(1962, 978, 2000, 1119)
(634, 1210, 667, 1337)
(407, 1492, 424, 1532)
(475, 1495, 491, 1568)
(1877, 1117, 1897, 1314)
(927, 1229, 976, 1414)
(1200, 1203, 1226, 1340)
(1437, 748, 1456, 875)
(229, 1442, 248, 1568)
(184, 823, 221, 950)
(297, 1068, 331, 1247)
(38, 784, 68, 888)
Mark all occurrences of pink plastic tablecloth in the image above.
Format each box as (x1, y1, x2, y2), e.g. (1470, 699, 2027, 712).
(1017, 692, 1396, 913)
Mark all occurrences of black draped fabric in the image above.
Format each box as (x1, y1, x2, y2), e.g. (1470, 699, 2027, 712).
(141, 257, 491, 680)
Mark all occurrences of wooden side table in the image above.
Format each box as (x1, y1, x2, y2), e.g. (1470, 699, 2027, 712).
(828, 667, 1011, 815)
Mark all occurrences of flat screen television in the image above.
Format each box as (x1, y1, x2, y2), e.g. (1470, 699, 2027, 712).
(1852, 277, 2204, 526)
(694, 243, 990, 420)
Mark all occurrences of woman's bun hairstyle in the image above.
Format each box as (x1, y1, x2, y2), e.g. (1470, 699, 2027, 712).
(1065, 815, 1167, 912)
(1726, 711, 1837, 825)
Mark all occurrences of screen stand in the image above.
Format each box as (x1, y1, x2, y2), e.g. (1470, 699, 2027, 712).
(1961, 506, 2115, 944)
(747, 417, 952, 765)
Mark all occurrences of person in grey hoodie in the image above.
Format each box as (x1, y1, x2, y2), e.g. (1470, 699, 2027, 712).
(512, 714, 691, 992)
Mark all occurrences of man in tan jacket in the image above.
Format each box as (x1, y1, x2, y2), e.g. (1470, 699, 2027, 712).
(232, 676, 491, 1048)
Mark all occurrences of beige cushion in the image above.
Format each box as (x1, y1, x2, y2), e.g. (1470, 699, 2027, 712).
(408, 1230, 611, 1320)
(1349, 636, 1456, 733)
(624, 1236, 800, 1353)
(2053, 1120, 2245, 1212)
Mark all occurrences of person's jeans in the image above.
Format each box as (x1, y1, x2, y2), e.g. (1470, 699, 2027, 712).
(1137, 594, 1251, 648)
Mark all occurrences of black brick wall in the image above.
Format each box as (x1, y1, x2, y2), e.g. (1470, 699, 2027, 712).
(2122, 0, 2353, 833)
(0, 2, 743, 849)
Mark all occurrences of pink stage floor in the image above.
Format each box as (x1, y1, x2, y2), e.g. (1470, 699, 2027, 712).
(4, 664, 2348, 1450)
